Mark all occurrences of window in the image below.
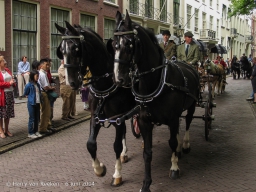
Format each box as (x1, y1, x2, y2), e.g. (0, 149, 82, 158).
(187, 5, 192, 29)
(222, 4, 227, 20)
(81, 14, 96, 31)
(51, 8, 69, 73)
(145, 0, 153, 19)
(173, 0, 180, 25)
(216, 19, 219, 38)
(194, 9, 199, 32)
(104, 18, 115, 42)
(217, 0, 219, 10)
(105, 0, 115, 3)
(130, 0, 139, 15)
(13, 1, 37, 73)
(210, 16, 213, 30)
(210, 0, 213, 7)
(202, 0, 205, 3)
(160, 0, 167, 22)
(202, 12, 206, 29)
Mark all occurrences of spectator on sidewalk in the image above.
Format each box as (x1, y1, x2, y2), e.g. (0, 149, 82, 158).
(17, 56, 30, 100)
(58, 60, 75, 121)
(0, 56, 16, 138)
(81, 67, 92, 110)
(45, 58, 56, 126)
(250, 57, 256, 104)
(32, 60, 40, 70)
(38, 58, 55, 134)
(24, 70, 42, 138)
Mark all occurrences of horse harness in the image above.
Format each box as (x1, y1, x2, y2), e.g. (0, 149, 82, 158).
(113, 22, 198, 109)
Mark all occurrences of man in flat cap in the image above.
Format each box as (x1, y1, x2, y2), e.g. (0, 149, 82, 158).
(177, 31, 199, 67)
(159, 30, 177, 60)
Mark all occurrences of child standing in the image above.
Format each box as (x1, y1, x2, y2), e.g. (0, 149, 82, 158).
(24, 70, 42, 138)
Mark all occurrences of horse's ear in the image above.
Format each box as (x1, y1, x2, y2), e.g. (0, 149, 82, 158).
(106, 38, 114, 58)
(65, 21, 79, 36)
(55, 23, 66, 34)
(56, 44, 63, 60)
(124, 9, 132, 29)
(115, 11, 123, 27)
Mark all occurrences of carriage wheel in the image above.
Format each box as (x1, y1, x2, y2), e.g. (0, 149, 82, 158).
(205, 84, 213, 141)
(130, 116, 141, 138)
(204, 101, 212, 141)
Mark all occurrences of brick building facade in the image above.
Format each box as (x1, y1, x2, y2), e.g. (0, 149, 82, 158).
(0, 0, 122, 74)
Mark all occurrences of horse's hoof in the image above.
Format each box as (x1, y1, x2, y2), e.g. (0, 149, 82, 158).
(140, 188, 151, 192)
(111, 177, 123, 187)
(169, 169, 180, 179)
(182, 147, 191, 154)
(176, 152, 182, 159)
(95, 165, 107, 177)
(120, 155, 128, 163)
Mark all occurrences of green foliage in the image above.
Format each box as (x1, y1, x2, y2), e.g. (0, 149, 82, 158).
(228, 0, 256, 17)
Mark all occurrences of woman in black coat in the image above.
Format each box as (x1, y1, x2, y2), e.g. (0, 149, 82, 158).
(250, 57, 256, 103)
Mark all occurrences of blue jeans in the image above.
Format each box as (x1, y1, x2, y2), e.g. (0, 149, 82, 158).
(251, 91, 254, 98)
(27, 103, 40, 135)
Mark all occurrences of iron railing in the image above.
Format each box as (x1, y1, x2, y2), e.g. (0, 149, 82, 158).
(129, 1, 183, 26)
(199, 29, 216, 39)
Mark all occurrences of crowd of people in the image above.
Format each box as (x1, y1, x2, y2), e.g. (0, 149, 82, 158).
(0, 55, 90, 139)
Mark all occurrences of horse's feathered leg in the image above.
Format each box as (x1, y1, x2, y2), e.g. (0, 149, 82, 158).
(139, 114, 153, 192)
(111, 122, 126, 186)
(182, 101, 196, 154)
(120, 125, 128, 163)
(87, 117, 106, 177)
(168, 115, 180, 179)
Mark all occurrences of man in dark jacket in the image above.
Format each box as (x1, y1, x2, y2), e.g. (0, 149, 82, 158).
(159, 30, 177, 60)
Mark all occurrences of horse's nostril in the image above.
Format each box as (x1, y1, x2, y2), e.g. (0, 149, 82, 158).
(70, 82, 76, 87)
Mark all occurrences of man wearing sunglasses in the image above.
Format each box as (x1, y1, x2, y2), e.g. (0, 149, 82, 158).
(177, 31, 199, 67)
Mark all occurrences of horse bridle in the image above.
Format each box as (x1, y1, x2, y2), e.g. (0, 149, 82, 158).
(113, 20, 139, 78)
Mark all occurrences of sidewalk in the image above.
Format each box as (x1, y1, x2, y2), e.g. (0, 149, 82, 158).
(0, 95, 91, 154)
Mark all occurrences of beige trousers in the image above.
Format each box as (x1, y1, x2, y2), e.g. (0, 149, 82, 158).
(18, 74, 29, 96)
(60, 85, 75, 118)
(39, 92, 51, 132)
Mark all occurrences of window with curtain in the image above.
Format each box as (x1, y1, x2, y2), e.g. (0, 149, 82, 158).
(217, 0, 219, 10)
(194, 9, 199, 32)
(130, 0, 139, 14)
(104, 19, 115, 43)
(145, 0, 153, 19)
(160, 0, 167, 22)
(210, 0, 213, 7)
(50, 8, 69, 73)
(80, 14, 96, 31)
(13, 1, 37, 73)
(173, 0, 180, 25)
(187, 5, 192, 29)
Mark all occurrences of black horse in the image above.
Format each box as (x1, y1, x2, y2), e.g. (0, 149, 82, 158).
(55, 21, 136, 186)
(240, 55, 252, 79)
(111, 11, 200, 192)
(231, 56, 241, 79)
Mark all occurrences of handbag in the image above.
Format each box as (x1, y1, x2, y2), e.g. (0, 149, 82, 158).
(47, 90, 59, 102)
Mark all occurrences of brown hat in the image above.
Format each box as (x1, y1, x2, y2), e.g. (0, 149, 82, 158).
(184, 31, 194, 37)
(162, 30, 171, 36)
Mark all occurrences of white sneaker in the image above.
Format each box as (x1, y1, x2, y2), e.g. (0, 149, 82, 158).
(28, 134, 38, 139)
(35, 132, 42, 137)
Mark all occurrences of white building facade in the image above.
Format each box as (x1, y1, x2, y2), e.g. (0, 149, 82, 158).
(123, 0, 254, 60)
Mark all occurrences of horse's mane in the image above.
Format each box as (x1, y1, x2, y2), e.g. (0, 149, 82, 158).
(131, 22, 164, 58)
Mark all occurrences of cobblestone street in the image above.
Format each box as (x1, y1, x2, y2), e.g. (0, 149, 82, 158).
(0, 76, 256, 192)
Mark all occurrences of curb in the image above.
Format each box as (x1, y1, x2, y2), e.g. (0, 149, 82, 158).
(0, 115, 91, 155)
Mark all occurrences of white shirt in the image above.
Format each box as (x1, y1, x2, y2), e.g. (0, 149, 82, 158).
(34, 84, 40, 103)
(38, 69, 49, 91)
(2, 71, 14, 92)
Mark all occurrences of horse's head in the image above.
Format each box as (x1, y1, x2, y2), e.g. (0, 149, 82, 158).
(111, 10, 138, 87)
(55, 21, 86, 90)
